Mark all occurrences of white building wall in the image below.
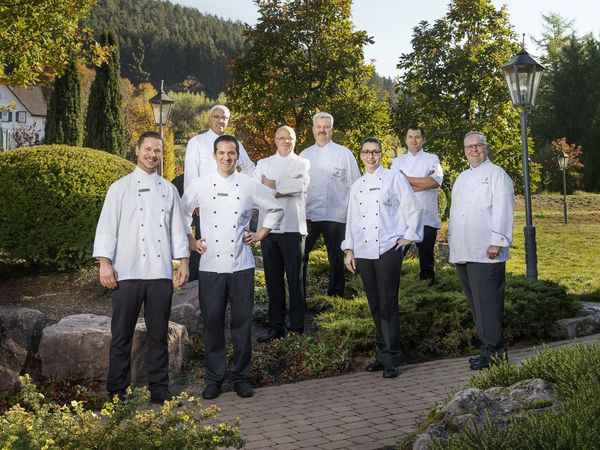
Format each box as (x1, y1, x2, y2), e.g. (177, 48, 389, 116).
(0, 85, 46, 150)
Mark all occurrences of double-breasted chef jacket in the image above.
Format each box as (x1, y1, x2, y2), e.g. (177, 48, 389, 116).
(181, 171, 284, 273)
(342, 165, 424, 258)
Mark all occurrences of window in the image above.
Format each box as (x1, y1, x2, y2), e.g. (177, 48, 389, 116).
(1, 111, 12, 122)
(16, 111, 26, 123)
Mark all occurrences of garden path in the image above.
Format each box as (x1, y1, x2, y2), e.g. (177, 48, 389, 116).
(199, 333, 600, 450)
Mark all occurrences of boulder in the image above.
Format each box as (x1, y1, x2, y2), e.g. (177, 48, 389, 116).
(557, 312, 600, 339)
(39, 314, 191, 384)
(0, 306, 45, 389)
(170, 280, 202, 335)
(413, 378, 555, 449)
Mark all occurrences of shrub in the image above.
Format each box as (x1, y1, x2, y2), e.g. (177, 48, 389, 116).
(0, 145, 134, 270)
(440, 343, 600, 449)
(0, 375, 244, 449)
(311, 260, 578, 362)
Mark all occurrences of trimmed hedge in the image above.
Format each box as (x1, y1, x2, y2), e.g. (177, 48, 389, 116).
(0, 145, 134, 270)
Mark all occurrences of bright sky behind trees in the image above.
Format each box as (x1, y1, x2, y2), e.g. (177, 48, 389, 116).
(174, 0, 599, 77)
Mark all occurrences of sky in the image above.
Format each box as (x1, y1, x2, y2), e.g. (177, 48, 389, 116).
(173, 0, 599, 78)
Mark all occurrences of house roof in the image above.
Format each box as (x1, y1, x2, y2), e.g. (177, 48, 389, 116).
(8, 86, 47, 117)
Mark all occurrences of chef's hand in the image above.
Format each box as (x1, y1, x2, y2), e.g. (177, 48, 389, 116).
(244, 227, 270, 245)
(395, 238, 412, 251)
(194, 238, 207, 254)
(98, 257, 118, 289)
(344, 250, 356, 274)
(487, 245, 501, 259)
(176, 258, 190, 287)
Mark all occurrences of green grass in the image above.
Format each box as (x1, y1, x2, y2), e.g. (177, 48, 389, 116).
(508, 193, 600, 300)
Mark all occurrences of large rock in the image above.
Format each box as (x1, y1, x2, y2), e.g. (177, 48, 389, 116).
(0, 306, 45, 389)
(413, 378, 555, 449)
(39, 314, 190, 384)
(557, 305, 600, 339)
(170, 280, 202, 336)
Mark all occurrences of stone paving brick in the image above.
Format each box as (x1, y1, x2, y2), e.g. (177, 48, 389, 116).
(296, 437, 332, 447)
(319, 440, 356, 449)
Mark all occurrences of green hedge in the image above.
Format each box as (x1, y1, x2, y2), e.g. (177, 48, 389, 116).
(313, 261, 579, 362)
(0, 145, 134, 270)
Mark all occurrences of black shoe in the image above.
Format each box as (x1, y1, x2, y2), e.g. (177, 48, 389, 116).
(257, 329, 285, 343)
(365, 361, 384, 372)
(383, 365, 400, 378)
(468, 354, 483, 364)
(470, 355, 491, 370)
(233, 383, 254, 398)
(150, 389, 173, 405)
(202, 384, 222, 400)
(109, 390, 127, 402)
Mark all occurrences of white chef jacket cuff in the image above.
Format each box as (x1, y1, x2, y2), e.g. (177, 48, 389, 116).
(431, 174, 443, 186)
(403, 229, 422, 243)
(93, 235, 116, 260)
(491, 232, 511, 247)
(262, 212, 282, 230)
(184, 224, 193, 235)
(340, 239, 353, 251)
(276, 178, 303, 196)
(171, 235, 190, 259)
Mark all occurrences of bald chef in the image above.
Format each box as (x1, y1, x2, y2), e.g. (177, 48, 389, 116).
(182, 135, 283, 400)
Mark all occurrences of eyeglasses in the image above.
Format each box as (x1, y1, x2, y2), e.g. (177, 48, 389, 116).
(211, 115, 230, 121)
(464, 143, 485, 151)
(276, 137, 295, 141)
(360, 150, 382, 156)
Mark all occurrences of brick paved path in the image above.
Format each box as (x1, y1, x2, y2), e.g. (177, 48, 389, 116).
(196, 333, 600, 450)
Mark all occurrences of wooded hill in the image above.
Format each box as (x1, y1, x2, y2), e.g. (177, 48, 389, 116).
(86, 0, 246, 98)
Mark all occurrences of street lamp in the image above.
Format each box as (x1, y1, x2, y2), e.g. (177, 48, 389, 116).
(149, 80, 175, 176)
(502, 39, 545, 281)
(558, 150, 569, 224)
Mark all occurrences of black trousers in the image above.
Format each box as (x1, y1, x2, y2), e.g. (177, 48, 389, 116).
(456, 262, 506, 357)
(107, 279, 173, 395)
(356, 247, 404, 367)
(189, 213, 201, 282)
(403, 225, 438, 280)
(261, 232, 306, 334)
(304, 220, 346, 297)
(198, 268, 254, 385)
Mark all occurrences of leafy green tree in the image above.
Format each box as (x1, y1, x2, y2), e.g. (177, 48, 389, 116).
(45, 57, 83, 146)
(0, 0, 108, 87)
(227, 0, 391, 160)
(392, 0, 537, 191)
(85, 31, 127, 157)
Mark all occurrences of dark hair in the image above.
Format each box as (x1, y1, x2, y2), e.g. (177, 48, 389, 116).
(406, 124, 425, 139)
(213, 134, 240, 155)
(360, 136, 382, 151)
(137, 131, 162, 148)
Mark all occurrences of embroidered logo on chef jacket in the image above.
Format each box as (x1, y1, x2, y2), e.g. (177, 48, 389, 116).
(481, 177, 489, 184)
(331, 167, 346, 181)
(240, 209, 252, 221)
(382, 197, 393, 208)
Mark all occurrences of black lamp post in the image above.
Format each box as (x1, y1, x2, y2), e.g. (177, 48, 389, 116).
(502, 40, 545, 281)
(149, 80, 175, 176)
(558, 150, 569, 225)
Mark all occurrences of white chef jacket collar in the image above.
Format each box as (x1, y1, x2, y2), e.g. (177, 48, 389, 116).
(364, 164, 385, 178)
(469, 158, 492, 171)
(274, 151, 298, 160)
(407, 148, 424, 158)
(133, 166, 159, 181)
(315, 140, 333, 150)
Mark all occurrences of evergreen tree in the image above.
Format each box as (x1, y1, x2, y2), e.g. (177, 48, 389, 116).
(45, 57, 83, 146)
(85, 31, 127, 157)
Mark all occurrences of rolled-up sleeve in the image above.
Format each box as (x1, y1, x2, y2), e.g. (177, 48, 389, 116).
(93, 184, 120, 260)
(170, 188, 191, 259)
(491, 170, 514, 247)
(253, 182, 283, 230)
(396, 173, 424, 243)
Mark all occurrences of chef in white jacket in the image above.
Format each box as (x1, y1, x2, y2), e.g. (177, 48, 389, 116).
(448, 131, 514, 370)
(254, 126, 310, 342)
(342, 137, 423, 379)
(181, 135, 283, 400)
(300, 112, 360, 297)
(93, 131, 190, 405)
(183, 104, 255, 280)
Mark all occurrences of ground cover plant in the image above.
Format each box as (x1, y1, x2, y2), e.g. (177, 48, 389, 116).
(433, 343, 600, 449)
(0, 375, 243, 450)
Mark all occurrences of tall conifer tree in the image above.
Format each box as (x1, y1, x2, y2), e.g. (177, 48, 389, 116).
(45, 57, 83, 146)
(85, 31, 126, 157)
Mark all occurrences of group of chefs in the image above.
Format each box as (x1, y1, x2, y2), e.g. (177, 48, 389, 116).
(93, 105, 514, 403)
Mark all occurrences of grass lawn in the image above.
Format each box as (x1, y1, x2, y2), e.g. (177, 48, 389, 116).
(507, 193, 600, 301)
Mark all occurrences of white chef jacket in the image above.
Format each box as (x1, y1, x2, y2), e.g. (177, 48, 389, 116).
(341, 165, 423, 260)
(181, 171, 284, 274)
(448, 159, 514, 264)
(93, 167, 189, 280)
(254, 152, 310, 235)
(183, 129, 255, 191)
(390, 149, 444, 228)
(299, 141, 360, 223)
